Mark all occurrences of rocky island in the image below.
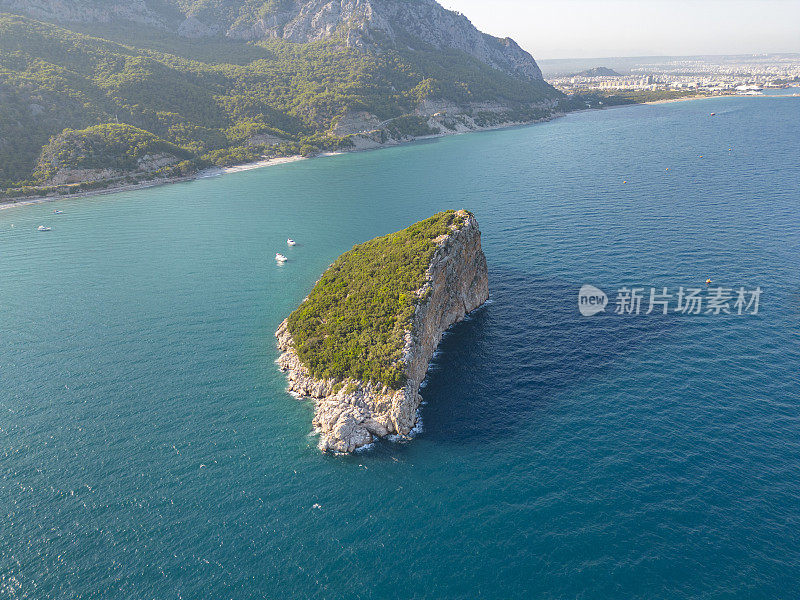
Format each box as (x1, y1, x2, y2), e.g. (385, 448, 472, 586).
(276, 210, 489, 453)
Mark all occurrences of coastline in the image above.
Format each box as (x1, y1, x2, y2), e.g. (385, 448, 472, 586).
(643, 94, 713, 105)
(0, 115, 558, 210)
(641, 91, 799, 105)
(2, 92, 795, 211)
(0, 155, 314, 211)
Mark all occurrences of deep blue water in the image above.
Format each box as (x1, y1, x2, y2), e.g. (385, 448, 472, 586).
(1, 96, 799, 599)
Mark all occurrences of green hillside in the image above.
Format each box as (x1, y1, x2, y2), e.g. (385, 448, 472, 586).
(0, 13, 559, 195)
(34, 123, 193, 182)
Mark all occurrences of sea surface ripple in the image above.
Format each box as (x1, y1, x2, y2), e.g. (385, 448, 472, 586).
(1, 95, 799, 599)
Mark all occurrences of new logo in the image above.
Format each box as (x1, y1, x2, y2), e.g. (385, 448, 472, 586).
(578, 284, 608, 316)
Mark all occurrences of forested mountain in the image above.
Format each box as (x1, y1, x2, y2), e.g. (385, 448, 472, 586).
(0, 0, 560, 196)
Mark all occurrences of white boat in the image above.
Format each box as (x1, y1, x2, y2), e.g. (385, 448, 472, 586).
(37, 225, 51, 231)
(275, 253, 288, 263)
(287, 238, 296, 246)
(54, 210, 63, 214)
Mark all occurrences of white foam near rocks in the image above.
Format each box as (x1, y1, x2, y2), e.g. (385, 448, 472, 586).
(354, 442, 377, 453)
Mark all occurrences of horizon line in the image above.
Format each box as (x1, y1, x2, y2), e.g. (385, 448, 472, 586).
(535, 51, 800, 62)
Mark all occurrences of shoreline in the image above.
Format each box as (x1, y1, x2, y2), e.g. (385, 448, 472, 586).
(2, 92, 795, 211)
(0, 115, 556, 210)
(643, 94, 712, 105)
(0, 155, 317, 211)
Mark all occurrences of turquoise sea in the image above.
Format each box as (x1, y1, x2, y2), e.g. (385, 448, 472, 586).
(1, 95, 799, 599)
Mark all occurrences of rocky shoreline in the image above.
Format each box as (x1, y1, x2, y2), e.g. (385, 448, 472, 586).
(276, 211, 490, 453)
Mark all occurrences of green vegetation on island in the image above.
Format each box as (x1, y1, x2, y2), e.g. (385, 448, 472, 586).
(287, 210, 471, 390)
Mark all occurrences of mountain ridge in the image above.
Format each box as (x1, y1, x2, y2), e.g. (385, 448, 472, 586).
(0, 0, 543, 81)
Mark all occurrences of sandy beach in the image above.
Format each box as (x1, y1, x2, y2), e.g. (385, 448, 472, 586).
(0, 154, 343, 211)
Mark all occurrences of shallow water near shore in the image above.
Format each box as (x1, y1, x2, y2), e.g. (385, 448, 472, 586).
(2, 96, 799, 598)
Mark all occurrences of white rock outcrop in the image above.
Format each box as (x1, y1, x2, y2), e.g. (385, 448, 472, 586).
(44, 153, 181, 186)
(276, 210, 489, 453)
(228, 0, 544, 81)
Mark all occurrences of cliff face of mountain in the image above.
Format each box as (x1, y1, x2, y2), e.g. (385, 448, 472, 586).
(0, 0, 165, 27)
(225, 0, 544, 81)
(0, 0, 544, 81)
(276, 211, 489, 453)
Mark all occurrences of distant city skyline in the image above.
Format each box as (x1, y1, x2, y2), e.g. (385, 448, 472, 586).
(438, 0, 800, 60)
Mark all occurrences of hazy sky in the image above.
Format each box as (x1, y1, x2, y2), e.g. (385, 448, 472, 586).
(438, 0, 800, 59)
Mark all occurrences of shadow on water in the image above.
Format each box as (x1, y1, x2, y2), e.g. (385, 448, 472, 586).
(415, 265, 685, 447)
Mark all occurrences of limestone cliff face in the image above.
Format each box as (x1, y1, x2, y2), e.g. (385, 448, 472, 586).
(276, 211, 489, 453)
(0, 0, 166, 27)
(1, 0, 544, 82)
(230, 0, 544, 81)
(342, 98, 560, 151)
(44, 153, 181, 186)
